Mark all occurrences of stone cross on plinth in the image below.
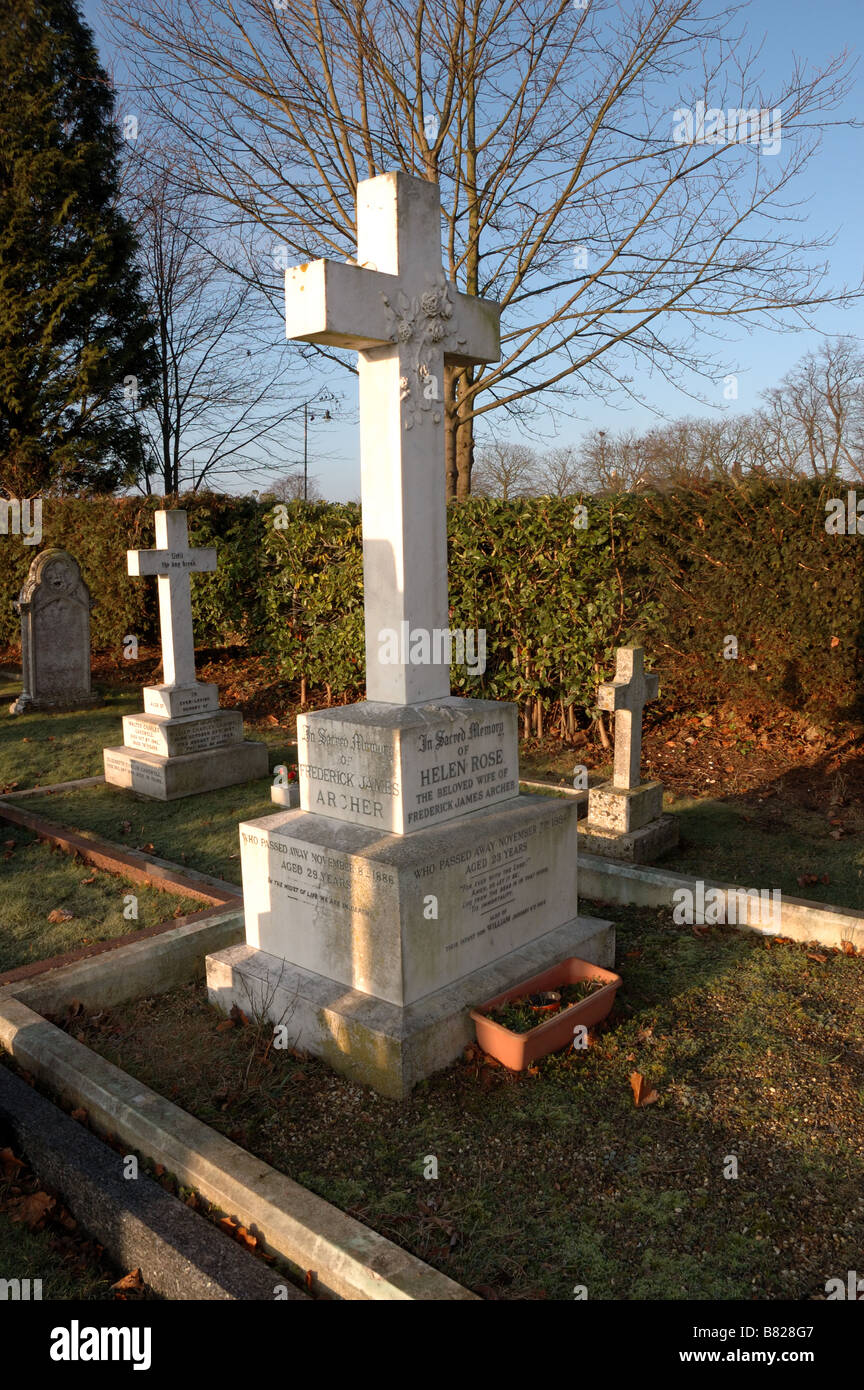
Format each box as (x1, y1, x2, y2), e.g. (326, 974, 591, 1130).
(579, 645, 677, 864)
(103, 509, 267, 799)
(127, 510, 216, 688)
(597, 646, 659, 790)
(284, 171, 499, 705)
(208, 170, 616, 1100)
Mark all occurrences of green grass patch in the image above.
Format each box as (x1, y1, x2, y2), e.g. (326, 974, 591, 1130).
(0, 824, 201, 972)
(9, 781, 278, 884)
(0, 1205, 116, 1300)
(667, 796, 864, 911)
(71, 903, 864, 1301)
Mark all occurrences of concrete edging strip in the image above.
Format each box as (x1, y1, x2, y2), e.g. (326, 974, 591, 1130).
(1, 910, 246, 1015)
(0, 999, 476, 1301)
(0, 1064, 304, 1300)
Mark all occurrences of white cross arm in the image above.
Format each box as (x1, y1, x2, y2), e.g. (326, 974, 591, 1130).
(285, 261, 500, 366)
(597, 670, 659, 713)
(128, 548, 217, 577)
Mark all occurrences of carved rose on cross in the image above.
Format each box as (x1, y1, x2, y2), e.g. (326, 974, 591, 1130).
(380, 276, 458, 427)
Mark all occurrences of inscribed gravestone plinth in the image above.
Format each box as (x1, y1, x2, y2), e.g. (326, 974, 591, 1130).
(206, 172, 614, 1097)
(103, 510, 268, 799)
(10, 550, 96, 714)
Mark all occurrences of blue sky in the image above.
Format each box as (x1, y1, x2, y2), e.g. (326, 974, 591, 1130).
(85, 0, 863, 499)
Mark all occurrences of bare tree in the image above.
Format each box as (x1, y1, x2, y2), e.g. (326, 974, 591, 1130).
(109, 0, 859, 498)
(578, 427, 651, 493)
(757, 336, 864, 483)
(471, 440, 538, 498)
(535, 446, 582, 496)
(267, 470, 323, 501)
(122, 145, 307, 494)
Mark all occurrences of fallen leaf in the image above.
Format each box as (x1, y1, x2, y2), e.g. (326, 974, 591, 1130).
(236, 1226, 257, 1250)
(7, 1191, 55, 1229)
(305, 1270, 314, 1290)
(218, 1216, 238, 1236)
(81, 874, 97, 885)
(807, 952, 827, 964)
(70, 1108, 88, 1124)
(216, 1019, 235, 1033)
(229, 1003, 250, 1027)
(0, 1147, 25, 1179)
(830, 636, 840, 648)
(110, 1269, 144, 1293)
(47, 908, 74, 923)
(629, 1072, 659, 1108)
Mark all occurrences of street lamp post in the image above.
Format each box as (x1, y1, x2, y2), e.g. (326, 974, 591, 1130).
(302, 399, 332, 501)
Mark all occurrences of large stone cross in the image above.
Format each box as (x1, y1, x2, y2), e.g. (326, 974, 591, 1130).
(597, 646, 659, 790)
(127, 511, 216, 689)
(284, 171, 500, 704)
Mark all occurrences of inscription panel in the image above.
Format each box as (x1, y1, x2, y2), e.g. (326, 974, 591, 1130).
(297, 700, 520, 834)
(240, 800, 577, 1004)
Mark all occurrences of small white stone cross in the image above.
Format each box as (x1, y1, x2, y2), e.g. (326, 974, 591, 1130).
(597, 646, 659, 790)
(284, 171, 500, 705)
(127, 511, 216, 689)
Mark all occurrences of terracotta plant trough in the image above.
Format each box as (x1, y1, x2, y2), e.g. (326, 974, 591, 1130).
(470, 956, 622, 1070)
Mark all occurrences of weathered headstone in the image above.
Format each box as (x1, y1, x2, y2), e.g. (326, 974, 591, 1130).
(577, 646, 678, 861)
(9, 550, 96, 714)
(207, 171, 614, 1098)
(102, 509, 268, 798)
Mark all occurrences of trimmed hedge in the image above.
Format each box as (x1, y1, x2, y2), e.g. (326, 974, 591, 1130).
(1, 480, 860, 729)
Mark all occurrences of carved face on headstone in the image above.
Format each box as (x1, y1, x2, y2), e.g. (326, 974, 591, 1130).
(41, 555, 77, 598)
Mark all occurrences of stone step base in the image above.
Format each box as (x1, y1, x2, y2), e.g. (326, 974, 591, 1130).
(103, 741, 269, 801)
(577, 813, 679, 864)
(122, 708, 243, 758)
(206, 912, 615, 1098)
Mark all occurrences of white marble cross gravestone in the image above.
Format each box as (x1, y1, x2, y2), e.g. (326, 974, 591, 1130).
(284, 171, 500, 704)
(127, 511, 216, 688)
(597, 646, 659, 790)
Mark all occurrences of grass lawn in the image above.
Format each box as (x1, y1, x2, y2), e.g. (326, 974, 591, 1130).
(7, 783, 278, 884)
(0, 1205, 119, 1300)
(668, 797, 864, 911)
(68, 903, 864, 1301)
(0, 823, 202, 973)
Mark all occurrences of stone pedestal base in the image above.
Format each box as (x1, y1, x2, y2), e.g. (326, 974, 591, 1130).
(104, 680, 268, 800)
(9, 692, 98, 715)
(271, 782, 300, 808)
(206, 913, 615, 1098)
(586, 779, 663, 832)
(577, 813, 679, 864)
(103, 740, 268, 800)
(238, 794, 580, 1006)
